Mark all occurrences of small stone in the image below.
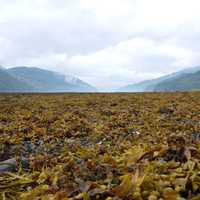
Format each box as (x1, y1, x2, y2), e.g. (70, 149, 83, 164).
(159, 107, 173, 114)
(191, 132, 200, 142)
(0, 158, 17, 173)
(0, 157, 29, 173)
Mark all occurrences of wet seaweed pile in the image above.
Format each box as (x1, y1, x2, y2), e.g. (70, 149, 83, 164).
(0, 93, 200, 200)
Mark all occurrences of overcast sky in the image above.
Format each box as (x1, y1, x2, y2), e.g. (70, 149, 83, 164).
(0, 0, 200, 90)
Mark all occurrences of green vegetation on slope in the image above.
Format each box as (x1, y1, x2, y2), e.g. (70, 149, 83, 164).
(155, 71, 200, 91)
(0, 66, 96, 92)
(119, 66, 200, 92)
(0, 68, 34, 92)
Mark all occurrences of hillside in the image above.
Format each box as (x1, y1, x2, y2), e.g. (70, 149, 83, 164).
(154, 70, 200, 91)
(0, 66, 96, 92)
(119, 66, 200, 92)
(0, 68, 34, 92)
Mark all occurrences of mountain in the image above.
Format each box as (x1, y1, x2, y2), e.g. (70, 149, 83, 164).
(154, 70, 200, 91)
(118, 66, 200, 92)
(0, 66, 96, 92)
(0, 67, 34, 92)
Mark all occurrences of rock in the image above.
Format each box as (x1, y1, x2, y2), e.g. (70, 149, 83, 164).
(159, 107, 174, 114)
(191, 133, 200, 142)
(0, 158, 17, 173)
(0, 157, 29, 173)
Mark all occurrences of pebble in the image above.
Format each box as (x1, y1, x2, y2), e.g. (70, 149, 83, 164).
(0, 157, 29, 173)
(0, 158, 17, 173)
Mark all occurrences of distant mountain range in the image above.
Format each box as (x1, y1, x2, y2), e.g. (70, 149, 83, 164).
(0, 66, 96, 92)
(2, 65, 200, 93)
(118, 66, 200, 92)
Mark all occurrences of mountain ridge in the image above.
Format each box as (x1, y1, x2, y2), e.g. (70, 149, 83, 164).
(0, 67, 35, 92)
(118, 66, 200, 92)
(154, 70, 200, 91)
(0, 66, 96, 92)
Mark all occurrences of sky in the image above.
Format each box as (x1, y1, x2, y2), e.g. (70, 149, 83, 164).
(0, 0, 200, 90)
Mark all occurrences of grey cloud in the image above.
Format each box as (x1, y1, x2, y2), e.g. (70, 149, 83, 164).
(0, 0, 200, 89)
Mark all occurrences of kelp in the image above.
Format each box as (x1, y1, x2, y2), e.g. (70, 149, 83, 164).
(0, 93, 200, 199)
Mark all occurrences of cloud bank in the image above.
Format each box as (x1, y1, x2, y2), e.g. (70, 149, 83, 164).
(0, 0, 200, 90)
